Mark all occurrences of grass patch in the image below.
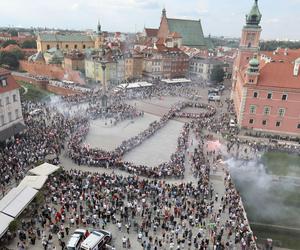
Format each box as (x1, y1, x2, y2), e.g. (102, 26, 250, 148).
(18, 81, 54, 102)
(262, 152, 300, 177)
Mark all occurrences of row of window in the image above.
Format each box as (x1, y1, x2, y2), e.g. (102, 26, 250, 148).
(46, 44, 87, 50)
(249, 119, 300, 129)
(249, 105, 286, 117)
(253, 91, 288, 101)
(0, 95, 18, 106)
(0, 109, 19, 126)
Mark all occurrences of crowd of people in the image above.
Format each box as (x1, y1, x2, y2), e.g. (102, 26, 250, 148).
(0, 81, 299, 250)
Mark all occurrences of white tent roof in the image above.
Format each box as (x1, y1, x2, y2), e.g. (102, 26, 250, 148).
(161, 78, 191, 84)
(117, 82, 153, 90)
(0, 213, 14, 238)
(0, 186, 38, 218)
(29, 163, 60, 176)
(18, 176, 48, 190)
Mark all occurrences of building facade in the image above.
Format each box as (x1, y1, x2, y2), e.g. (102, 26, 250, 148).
(0, 69, 24, 141)
(189, 56, 224, 81)
(142, 44, 189, 80)
(124, 53, 143, 80)
(231, 0, 300, 136)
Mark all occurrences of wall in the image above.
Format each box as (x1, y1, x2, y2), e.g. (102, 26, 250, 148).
(19, 60, 85, 84)
(241, 86, 300, 136)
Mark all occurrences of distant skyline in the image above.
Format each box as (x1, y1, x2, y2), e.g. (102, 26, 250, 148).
(1, 0, 300, 40)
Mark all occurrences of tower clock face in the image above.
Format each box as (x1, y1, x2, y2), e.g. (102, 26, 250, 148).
(247, 33, 256, 43)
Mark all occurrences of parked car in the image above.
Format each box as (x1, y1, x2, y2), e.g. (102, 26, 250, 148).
(217, 84, 225, 91)
(80, 230, 112, 250)
(67, 229, 87, 250)
(208, 89, 219, 95)
(208, 95, 221, 101)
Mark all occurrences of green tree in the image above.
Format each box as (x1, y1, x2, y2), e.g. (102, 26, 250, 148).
(210, 65, 225, 83)
(9, 30, 18, 37)
(21, 40, 37, 49)
(1, 39, 18, 48)
(11, 49, 24, 60)
(8, 219, 20, 233)
(0, 51, 19, 69)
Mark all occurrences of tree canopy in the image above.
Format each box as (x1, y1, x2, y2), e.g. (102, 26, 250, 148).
(0, 39, 18, 48)
(21, 39, 37, 49)
(210, 65, 225, 83)
(0, 51, 20, 69)
(260, 41, 300, 51)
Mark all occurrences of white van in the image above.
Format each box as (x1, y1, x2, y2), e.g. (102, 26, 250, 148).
(80, 230, 112, 250)
(67, 229, 86, 250)
(229, 119, 236, 127)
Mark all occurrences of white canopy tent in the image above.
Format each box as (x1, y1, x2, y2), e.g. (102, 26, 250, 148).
(0, 186, 38, 218)
(28, 163, 60, 176)
(18, 176, 48, 190)
(0, 213, 14, 238)
(116, 82, 153, 90)
(161, 78, 192, 84)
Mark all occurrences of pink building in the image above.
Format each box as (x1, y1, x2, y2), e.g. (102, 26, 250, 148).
(232, 0, 300, 136)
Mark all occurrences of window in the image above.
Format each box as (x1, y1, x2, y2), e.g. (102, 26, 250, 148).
(74, 44, 78, 49)
(282, 94, 288, 101)
(0, 115, 4, 126)
(250, 105, 256, 114)
(298, 124, 300, 129)
(65, 44, 69, 49)
(83, 44, 86, 49)
(278, 108, 285, 117)
(264, 106, 271, 115)
(253, 91, 258, 98)
(13, 94, 17, 102)
(0, 99, 2, 106)
(47, 44, 50, 50)
(8, 112, 12, 122)
(249, 79, 254, 83)
(1, 79, 7, 87)
(262, 120, 267, 126)
(249, 119, 254, 124)
(267, 92, 272, 99)
(276, 121, 281, 127)
(15, 109, 19, 118)
(56, 44, 59, 49)
(6, 96, 9, 105)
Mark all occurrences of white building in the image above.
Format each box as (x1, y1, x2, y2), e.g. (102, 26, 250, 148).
(0, 69, 25, 141)
(189, 56, 223, 81)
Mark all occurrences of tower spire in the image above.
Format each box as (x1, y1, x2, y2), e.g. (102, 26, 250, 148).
(246, 0, 262, 26)
(97, 19, 101, 35)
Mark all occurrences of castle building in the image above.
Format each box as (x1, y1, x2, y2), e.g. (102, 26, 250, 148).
(231, 0, 300, 136)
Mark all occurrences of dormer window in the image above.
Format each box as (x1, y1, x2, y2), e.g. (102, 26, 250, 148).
(1, 79, 7, 87)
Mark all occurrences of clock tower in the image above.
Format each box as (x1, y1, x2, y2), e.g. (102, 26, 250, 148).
(233, 0, 262, 87)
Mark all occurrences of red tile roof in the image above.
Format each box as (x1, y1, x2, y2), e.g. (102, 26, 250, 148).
(0, 68, 21, 94)
(144, 28, 158, 38)
(261, 48, 300, 63)
(257, 60, 300, 89)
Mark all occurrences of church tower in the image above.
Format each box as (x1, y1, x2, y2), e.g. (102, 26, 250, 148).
(95, 20, 105, 49)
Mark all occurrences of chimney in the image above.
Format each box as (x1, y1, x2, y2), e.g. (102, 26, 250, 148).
(293, 58, 300, 76)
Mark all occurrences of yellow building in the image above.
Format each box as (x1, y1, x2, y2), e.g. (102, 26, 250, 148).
(37, 33, 96, 52)
(125, 53, 144, 80)
(85, 58, 112, 86)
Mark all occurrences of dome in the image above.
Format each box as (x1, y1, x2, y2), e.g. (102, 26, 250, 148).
(246, 0, 262, 26)
(249, 57, 259, 67)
